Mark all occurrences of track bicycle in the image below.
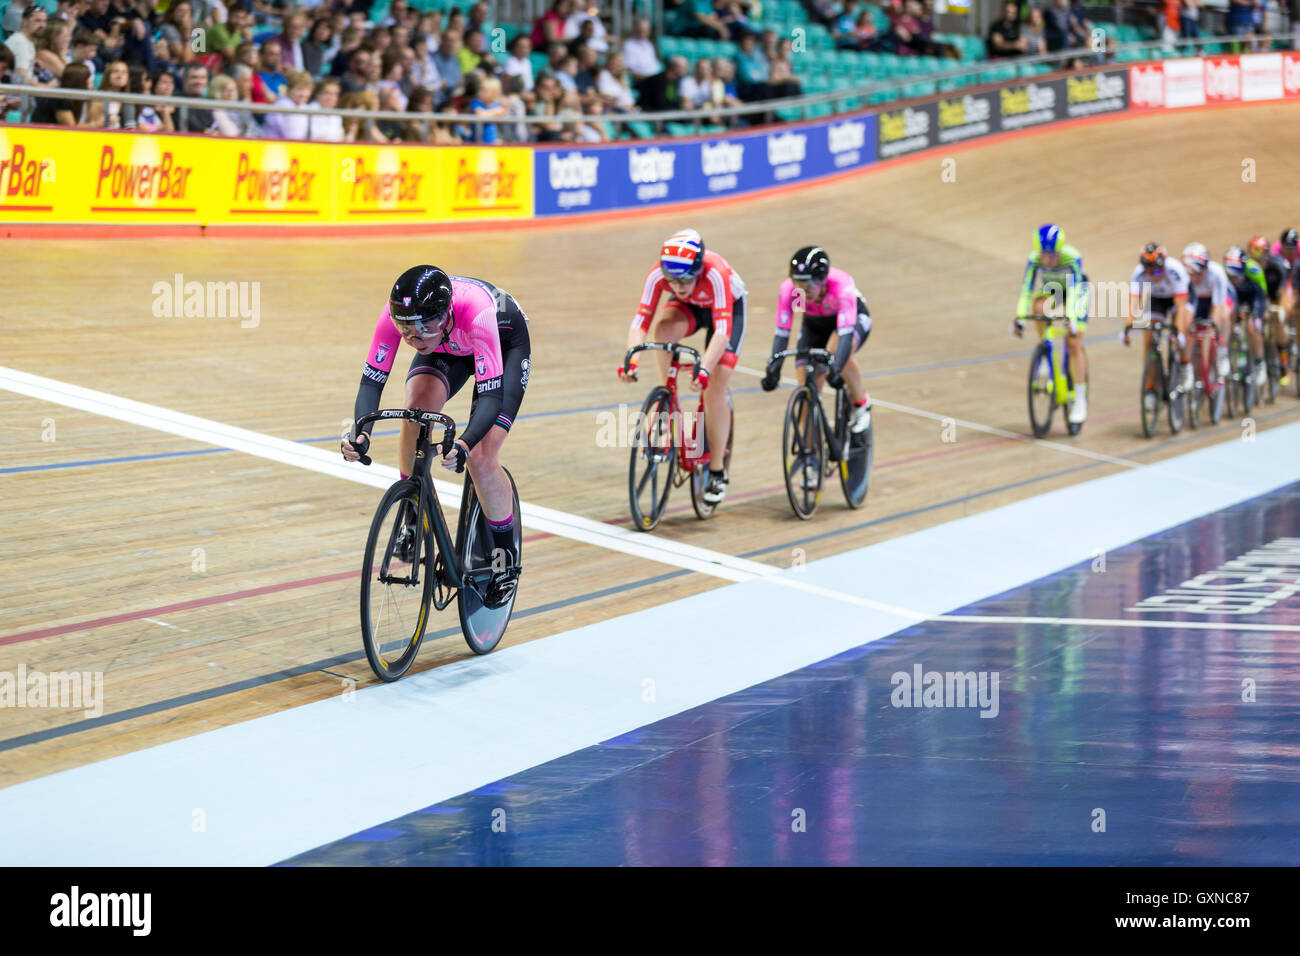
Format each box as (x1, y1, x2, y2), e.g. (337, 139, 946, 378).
(764, 347, 873, 520)
(352, 408, 522, 681)
(622, 343, 734, 531)
(1130, 314, 1187, 438)
(1022, 314, 1085, 438)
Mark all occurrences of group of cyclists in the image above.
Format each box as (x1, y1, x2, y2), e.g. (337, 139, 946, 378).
(338, 229, 875, 605)
(1015, 224, 1300, 425)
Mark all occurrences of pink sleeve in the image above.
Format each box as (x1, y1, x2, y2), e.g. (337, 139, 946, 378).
(366, 304, 402, 373)
(466, 303, 504, 380)
(829, 271, 858, 331)
(776, 279, 794, 331)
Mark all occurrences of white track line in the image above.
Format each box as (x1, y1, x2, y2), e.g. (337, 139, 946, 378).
(933, 613, 1300, 633)
(733, 363, 1247, 492)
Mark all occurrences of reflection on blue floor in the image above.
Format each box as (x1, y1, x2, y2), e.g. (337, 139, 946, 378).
(283, 485, 1300, 866)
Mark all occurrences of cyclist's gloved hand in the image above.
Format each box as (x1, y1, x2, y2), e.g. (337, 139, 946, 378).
(761, 368, 780, 391)
(342, 432, 370, 464)
(618, 361, 638, 382)
(1120, 325, 1132, 346)
(441, 440, 468, 473)
(826, 367, 845, 390)
(693, 366, 710, 391)
(1011, 318, 1025, 338)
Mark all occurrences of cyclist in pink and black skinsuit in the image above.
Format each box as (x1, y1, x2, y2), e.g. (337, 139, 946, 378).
(341, 266, 531, 607)
(761, 246, 873, 436)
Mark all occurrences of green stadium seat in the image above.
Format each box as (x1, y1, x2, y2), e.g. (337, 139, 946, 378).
(868, 88, 899, 104)
(628, 120, 655, 139)
(666, 121, 696, 137)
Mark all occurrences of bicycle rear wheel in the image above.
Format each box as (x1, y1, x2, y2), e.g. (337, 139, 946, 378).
(629, 386, 676, 532)
(1187, 357, 1201, 430)
(1209, 341, 1226, 425)
(835, 387, 871, 509)
(1166, 348, 1185, 434)
(1227, 330, 1249, 417)
(456, 468, 521, 655)
(782, 385, 825, 519)
(1140, 348, 1162, 438)
(689, 392, 733, 520)
(1264, 338, 1279, 405)
(1027, 341, 1055, 438)
(360, 480, 434, 682)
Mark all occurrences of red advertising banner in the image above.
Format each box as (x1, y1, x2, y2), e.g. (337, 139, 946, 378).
(1128, 64, 1164, 109)
(1204, 56, 1242, 103)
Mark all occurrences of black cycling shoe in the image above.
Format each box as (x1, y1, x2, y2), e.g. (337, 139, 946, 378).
(483, 566, 520, 609)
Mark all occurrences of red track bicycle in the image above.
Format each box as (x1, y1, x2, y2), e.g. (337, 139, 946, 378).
(1187, 321, 1227, 428)
(622, 342, 734, 531)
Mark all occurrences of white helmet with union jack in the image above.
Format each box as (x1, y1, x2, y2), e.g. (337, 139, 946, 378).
(660, 229, 706, 279)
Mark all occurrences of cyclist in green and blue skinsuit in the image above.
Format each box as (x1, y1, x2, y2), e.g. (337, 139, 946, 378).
(1013, 224, 1090, 424)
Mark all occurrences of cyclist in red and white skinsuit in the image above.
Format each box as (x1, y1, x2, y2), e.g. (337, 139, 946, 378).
(618, 228, 747, 505)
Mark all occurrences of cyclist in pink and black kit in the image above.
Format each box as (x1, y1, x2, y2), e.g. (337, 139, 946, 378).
(761, 246, 873, 436)
(341, 265, 531, 607)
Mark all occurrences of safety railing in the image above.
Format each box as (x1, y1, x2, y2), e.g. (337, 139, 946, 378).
(1, 32, 1290, 140)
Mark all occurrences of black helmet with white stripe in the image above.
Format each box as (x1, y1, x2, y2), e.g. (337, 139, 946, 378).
(789, 246, 830, 282)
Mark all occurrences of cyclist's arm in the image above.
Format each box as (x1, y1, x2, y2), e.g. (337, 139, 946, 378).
(1064, 255, 1086, 326)
(625, 269, 666, 369)
(1016, 258, 1038, 319)
(770, 281, 796, 376)
(352, 307, 402, 436)
(700, 275, 733, 377)
(830, 290, 858, 374)
(458, 306, 507, 451)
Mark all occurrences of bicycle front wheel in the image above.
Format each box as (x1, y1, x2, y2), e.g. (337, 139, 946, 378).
(1264, 338, 1279, 405)
(1140, 347, 1162, 438)
(1027, 341, 1055, 438)
(360, 480, 434, 682)
(1166, 348, 1185, 435)
(629, 386, 676, 532)
(782, 385, 825, 519)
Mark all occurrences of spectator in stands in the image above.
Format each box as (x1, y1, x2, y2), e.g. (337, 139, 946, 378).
(33, 20, 70, 80)
(529, 71, 567, 141)
(531, 0, 574, 50)
(554, 51, 579, 92)
(261, 69, 313, 139)
(255, 38, 287, 102)
(503, 34, 534, 91)
(209, 72, 260, 137)
(596, 49, 636, 112)
(339, 89, 376, 142)
(1021, 6, 1047, 56)
(275, 11, 308, 73)
(567, 17, 603, 57)
(119, 62, 146, 128)
(987, 0, 1028, 58)
(716, 0, 758, 43)
(557, 86, 603, 141)
(5, 3, 48, 83)
(565, 1, 609, 52)
(713, 56, 741, 108)
(1180, 0, 1201, 39)
(544, 39, 568, 76)
(459, 27, 486, 73)
(1043, 0, 1071, 53)
(30, 59, 89, 124)
(378, 47, 408, 109)
(621, 16, 661, 83)
(378, 0, 408, 29)
(500, 74, 531, 142)
(734, 29, 768, 101)
(309, 77, 344, 141)
(328, 27, 364, 77)
(832, 0, 861, 47)
(137, 65, 176, 131)
(432, 28, 463, 96)
(70, 30, 99, 74)
(338, 46, 371, 94)
(768, 44, 801, 97)
(573, 42, 599, 95)
(1227, 0, 1255, 42)
(204, 8, 247, 70)
(300, 17, 331, 77)
(89, 57, 129, 127)
(1067, 1, 1092, 50)
(679, 55, 714, 109)
(668, 0, 726, 41)
(637, 52, 687, 111)
(160, 0, 195, 67)
(180, 60, 215, 131)
(409, 31, 441, 94)
(76, 0, 109, 42)
(396, 85, 434, 142)
(467, 72, 506, 143)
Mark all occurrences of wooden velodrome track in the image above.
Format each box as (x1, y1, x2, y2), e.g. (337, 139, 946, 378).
(3, 102, 1299, 788)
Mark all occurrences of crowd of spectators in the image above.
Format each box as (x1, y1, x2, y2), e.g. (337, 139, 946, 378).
(1, 0, 1289, 141)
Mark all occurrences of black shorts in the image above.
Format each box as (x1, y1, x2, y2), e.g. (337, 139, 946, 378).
(667, 294, 748, 367)
(1149, 295, 1175, 322)
(406, 291, 531, 433)
(1192, 295, 1218, 324)
(795, 298, 872, 366)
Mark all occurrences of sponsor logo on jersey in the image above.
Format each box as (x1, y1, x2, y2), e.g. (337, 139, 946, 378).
(520, 356, 530, 388)
(476, 355, 487, 377)
(375, 346, 390, 364)
(362, 364, 388, 384)
(476, 377, 502, 394)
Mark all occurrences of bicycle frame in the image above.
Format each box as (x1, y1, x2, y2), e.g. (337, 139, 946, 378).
(768, 347, 849, 463)
(354, 408, 473, 597)
(1038, 320, 1073, 407)
(624, 343, 711, 473)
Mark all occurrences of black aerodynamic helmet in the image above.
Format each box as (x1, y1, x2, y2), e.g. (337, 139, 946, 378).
(389, 265, 454, 334)
(789, 246, 830, 282)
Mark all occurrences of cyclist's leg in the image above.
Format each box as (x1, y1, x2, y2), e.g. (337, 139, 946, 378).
(701, 296, 746, 473)
(466, 338, 530, 527)
(650, 300, 694, 382)
(398, 354, 460, 476)
(840, 299, 873, 407)
(1174, 307, 1194, 388)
